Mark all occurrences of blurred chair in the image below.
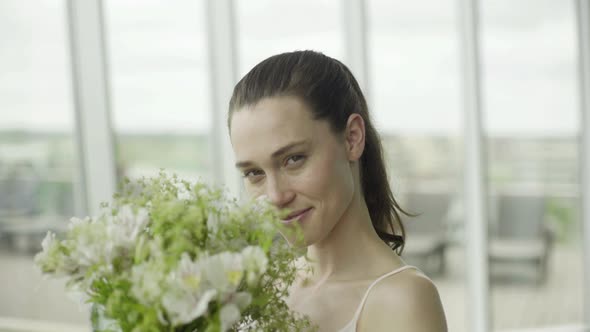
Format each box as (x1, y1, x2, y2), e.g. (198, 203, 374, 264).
(0, 161, 46, 253)
(488, 194, 555, 284)
(401, 191, 451, 276)
(0, 161, 40, 217)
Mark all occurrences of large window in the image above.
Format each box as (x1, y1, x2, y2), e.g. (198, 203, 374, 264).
(367, 1, 466, 331)
(104, 0, 212, 183)
(481, 0, 583, 329)
(0, 0, 88, 325)
(235, 0, 344, 76)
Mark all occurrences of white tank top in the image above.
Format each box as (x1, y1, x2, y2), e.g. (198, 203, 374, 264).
(337, 265, 417, 332)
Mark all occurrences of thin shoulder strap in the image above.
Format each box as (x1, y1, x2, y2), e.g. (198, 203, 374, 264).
(350, 265, 417, 323)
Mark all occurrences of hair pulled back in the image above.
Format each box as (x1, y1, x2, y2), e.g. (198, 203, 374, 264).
(228, 50, 406, 253)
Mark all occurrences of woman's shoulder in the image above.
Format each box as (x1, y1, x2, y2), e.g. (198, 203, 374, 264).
(357, 267, 448, 331)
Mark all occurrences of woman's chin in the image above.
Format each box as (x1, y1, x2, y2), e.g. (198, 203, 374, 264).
(278, 230, 309, 249)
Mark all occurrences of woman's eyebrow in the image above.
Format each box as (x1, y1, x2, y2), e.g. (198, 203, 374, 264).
(235, 140, 309, 169)
(270, 140, 309, 158)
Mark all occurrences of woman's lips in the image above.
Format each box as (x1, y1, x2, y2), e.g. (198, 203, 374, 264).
(282, 207, 312, 225)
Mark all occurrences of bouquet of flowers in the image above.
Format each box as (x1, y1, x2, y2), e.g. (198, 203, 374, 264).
(34, 172, 315, 332)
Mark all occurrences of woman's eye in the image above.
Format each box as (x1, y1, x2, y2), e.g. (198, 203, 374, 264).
(243, 169, 264, 182)
(285, 155, 306, 167)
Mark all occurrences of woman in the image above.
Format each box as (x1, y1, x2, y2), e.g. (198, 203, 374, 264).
(228, 51, 447, 332)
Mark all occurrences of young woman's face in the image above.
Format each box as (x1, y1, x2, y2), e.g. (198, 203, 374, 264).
(230, 96, 356, 246)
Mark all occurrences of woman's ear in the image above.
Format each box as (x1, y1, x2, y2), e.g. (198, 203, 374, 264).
(344, 114, 366, 161)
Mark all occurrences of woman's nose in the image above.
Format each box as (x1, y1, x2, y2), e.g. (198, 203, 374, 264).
(266, 177, 295, 209)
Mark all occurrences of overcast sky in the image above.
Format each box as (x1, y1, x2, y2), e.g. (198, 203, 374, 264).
(0, 0, 580, 136)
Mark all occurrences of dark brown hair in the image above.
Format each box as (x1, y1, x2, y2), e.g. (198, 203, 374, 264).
(228, 50, 406, 253)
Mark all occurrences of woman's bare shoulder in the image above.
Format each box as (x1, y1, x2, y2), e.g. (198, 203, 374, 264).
(358, 267, 448, 332)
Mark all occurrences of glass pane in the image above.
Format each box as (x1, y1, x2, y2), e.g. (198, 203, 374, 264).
(0, 0, 88, 327)
(481, 0, 583, 329)
(236, 0, 343, 76)
(367, 1, 466, 331)
(105, 0, 212, 182)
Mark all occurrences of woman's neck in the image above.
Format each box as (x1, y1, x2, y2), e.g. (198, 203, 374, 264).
(304, 193, 398, 285)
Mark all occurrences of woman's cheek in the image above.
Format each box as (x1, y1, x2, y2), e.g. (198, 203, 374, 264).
(307, 159, 334, 192)
(244, 182, 264, 200)
(298, 163, 328, 197)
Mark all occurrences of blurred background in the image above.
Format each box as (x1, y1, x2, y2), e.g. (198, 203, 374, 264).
(0, 0, 588, 331)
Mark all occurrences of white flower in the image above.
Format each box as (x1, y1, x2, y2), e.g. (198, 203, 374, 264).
(41, 231, 56, 251)
(108, 205, 149, 248)
(177, 253, 205, 289)
(164, 253, 207, 295)
(35, 231, 61, 274)
(67, 221, 111, 268)
(220, 303, 241, 332)
(68, 216, 91, 231)
(241, 246, 268, 287)
(162, 288, 217, 326)
(35, 231, 83, 278)
(196, 186, 209, 197)
(203, 252, 244, 294)
(175, 182, 193, 200)
(236, 315, 262, 332)
(162, 253, 218, 326)
(130, 263, 164, 306)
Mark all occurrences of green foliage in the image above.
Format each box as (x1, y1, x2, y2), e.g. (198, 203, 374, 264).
(546, 197, 577, 244)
